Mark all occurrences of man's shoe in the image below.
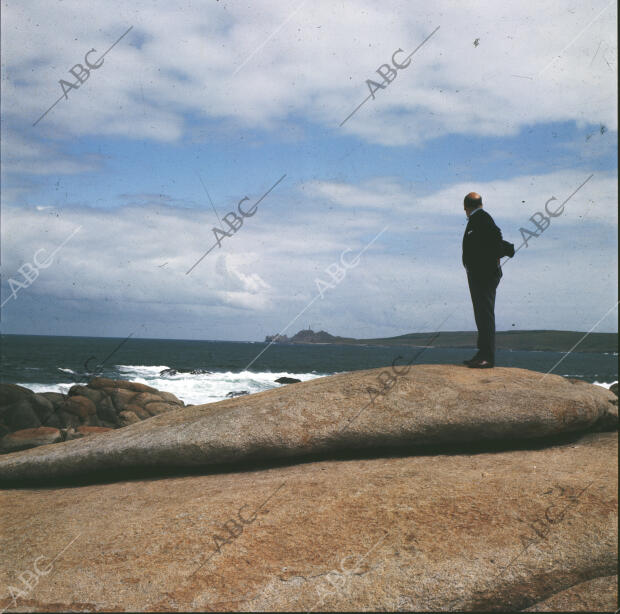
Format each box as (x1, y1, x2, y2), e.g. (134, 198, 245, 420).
(467, 359, 494, 369)
(463, 354, 481, 366)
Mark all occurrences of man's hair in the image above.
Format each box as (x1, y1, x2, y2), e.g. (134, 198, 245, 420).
(464, 192, 482, 209)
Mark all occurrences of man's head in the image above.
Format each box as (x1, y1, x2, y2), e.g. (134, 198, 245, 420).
(464, 192, 482, 218)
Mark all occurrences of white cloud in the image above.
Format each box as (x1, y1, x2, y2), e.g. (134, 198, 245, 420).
(0, 0, 616, 338)
(1, 167, 616, 337)
(2, 0, 617, 145)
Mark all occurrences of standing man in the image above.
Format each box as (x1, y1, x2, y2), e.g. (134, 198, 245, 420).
(462, 192, 505, 368)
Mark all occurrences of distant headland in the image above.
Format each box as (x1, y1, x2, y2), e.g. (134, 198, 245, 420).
(265, 329, 618, 353)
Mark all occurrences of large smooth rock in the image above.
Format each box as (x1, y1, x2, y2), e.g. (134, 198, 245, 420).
(119, 410, 140, 426)
(0, 432, 615, 611)
(75, 426, 114, 438)
(42, 412, 62, 429)
(1, 400, 41, 431)
(0, 427, 62, 453)
(157, 390, 184, 405)
(38, 391, 68, 409)
(89, 378, 158, 394)
(31, 394, 55, 422)
(68, 385, 104, 405)
(0, 383, 33, 409)
(125, 403, 151, 420)
(94, 396, 118, 424)
(83, 414, 102, 427)
(63, 396, 96, 419)
(144, 401, 175, 416)
(132, 392, 165, 407)
(57, 410, 80, 429)
(0, 366, 615, 483)
(105, 388, 137, 412)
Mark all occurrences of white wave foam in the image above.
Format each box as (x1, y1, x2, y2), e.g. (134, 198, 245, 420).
(20, 382, 73, 395)
(21, 368, 327, 405)
(17, 374, 617, 405)
(593, 380, 618, 390)
(117, 365, 171, 377)
(116, 369, 325, 405)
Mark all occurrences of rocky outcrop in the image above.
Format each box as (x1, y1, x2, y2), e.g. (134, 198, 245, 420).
(0, 425, 115, 453)
(0, 365, 615, 482)
(275, 377, 301, 384)
(160, 368, 211, 376)
(0, 431, 615, 611)
(265, 329, 348, 344)
(226, 390, 249, 398)
(66, 426, 115, 441)
(0, 427, 62, 453)
(0, 379, 184, 454)
(0, 366, 616, 612)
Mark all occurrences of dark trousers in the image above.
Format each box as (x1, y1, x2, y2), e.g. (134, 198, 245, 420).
(467, 270, 501, 363)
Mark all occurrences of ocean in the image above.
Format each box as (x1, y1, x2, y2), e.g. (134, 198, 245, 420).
(1, 334, 617, 405)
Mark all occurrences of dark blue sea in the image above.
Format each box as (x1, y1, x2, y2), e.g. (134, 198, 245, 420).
(1, 334, 617, 405)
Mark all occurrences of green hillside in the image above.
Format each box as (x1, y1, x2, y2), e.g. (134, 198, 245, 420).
(266, 329, 618, 353)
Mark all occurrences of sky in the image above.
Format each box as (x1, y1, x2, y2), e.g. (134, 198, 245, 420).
(1, 0, 618, 341)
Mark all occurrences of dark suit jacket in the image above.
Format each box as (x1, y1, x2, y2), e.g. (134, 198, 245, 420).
(462, 209, 504, 279)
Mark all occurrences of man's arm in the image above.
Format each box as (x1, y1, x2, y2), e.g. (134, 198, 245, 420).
(481, 214, 504, 260)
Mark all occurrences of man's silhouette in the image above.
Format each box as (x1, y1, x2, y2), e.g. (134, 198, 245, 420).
(462, 192, 505, 368)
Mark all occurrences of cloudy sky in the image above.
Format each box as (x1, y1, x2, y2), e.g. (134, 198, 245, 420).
(1, 0, 617, 341)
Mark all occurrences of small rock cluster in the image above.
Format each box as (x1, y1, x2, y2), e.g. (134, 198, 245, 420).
(0, 378, 184, 454)
(160, 368, 211, 376)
